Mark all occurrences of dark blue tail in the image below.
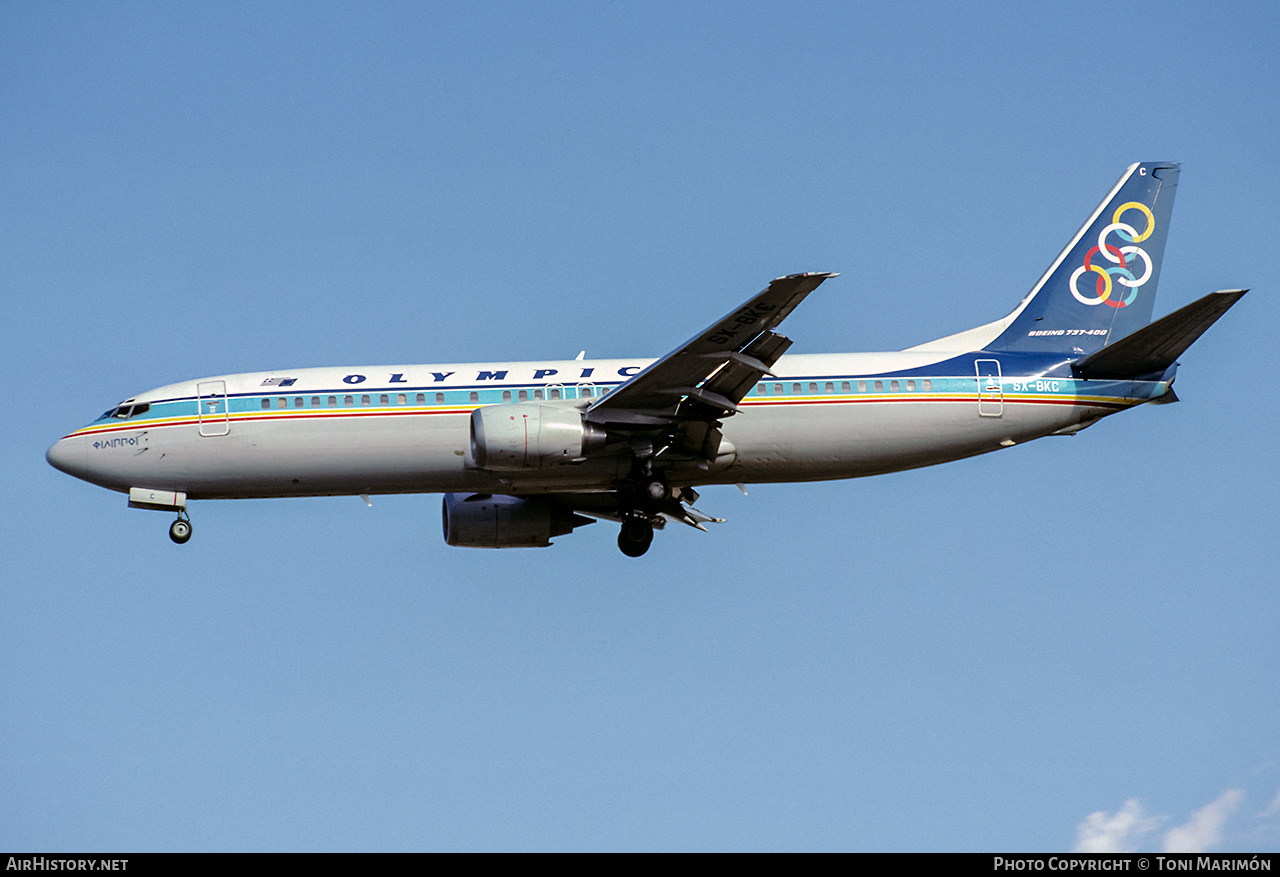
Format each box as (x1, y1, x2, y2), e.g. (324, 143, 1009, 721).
(989, 162, 1179, 356)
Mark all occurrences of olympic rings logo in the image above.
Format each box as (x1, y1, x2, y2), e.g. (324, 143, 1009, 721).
(1069, 201, 1155, 308)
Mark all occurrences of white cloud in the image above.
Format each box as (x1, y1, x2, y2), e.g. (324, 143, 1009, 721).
(1162, 789, 1244, 854)
(1073, 799, 1160, 853)
(1259, 788, 1280, 819)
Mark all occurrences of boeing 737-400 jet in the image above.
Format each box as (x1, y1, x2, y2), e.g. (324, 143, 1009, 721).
(48, 162, 1245, 556)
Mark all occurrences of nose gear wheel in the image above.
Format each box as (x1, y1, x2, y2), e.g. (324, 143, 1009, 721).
(168, 510, 192, 544)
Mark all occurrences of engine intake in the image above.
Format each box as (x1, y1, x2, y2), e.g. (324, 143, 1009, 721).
(470, 404, 606, 470)
(442, 493, 594, 548)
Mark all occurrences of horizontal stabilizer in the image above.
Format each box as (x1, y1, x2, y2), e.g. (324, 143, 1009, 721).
(1074, 289, 1246, 378)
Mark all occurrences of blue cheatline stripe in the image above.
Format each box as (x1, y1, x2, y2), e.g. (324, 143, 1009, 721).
(64, 382, 1141, 440)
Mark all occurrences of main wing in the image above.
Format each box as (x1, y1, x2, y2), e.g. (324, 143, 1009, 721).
(585, 271, 837, 462)
(461, 272, 836, 548)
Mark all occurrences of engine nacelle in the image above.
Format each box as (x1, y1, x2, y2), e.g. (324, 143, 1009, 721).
(442, 493, 593, 548)
(470, 404, 606, 470)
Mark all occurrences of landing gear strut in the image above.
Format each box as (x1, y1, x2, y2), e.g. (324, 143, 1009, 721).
(615, 457, 669, 556)
(169, 511, 192, 544)
(617, 517, 654, 557)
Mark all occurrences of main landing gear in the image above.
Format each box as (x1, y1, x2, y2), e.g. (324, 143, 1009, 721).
(169, 511, 192, 544)
(617, 516, 654, 557)
(615, 461, 666, 557)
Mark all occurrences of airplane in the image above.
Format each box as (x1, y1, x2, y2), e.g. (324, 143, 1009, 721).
(47, 161, 1245, 557)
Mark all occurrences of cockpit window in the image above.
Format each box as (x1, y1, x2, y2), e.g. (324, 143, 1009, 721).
(101, 403, 150, 420)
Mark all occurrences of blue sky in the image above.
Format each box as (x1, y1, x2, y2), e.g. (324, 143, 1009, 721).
(4, 1, 1278, 852)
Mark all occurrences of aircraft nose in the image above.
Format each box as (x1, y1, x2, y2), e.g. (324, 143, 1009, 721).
(46, 436, 88, 480)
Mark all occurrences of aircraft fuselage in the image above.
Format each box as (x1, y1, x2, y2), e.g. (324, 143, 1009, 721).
(47, 350, 1159, 501)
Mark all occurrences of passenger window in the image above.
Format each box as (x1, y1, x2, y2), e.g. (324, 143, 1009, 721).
(808, 382, 818, 393)
(380, 394, 389, 405)
(261, 399, 271, 410)
(758, 384, 766, 395)
(518, 390, 528, 402)
(534, 389, 544, 400)
(278, 398, 287, 409)
(433, 393, 442, 404)
(825, 382, 834, 393)
(469, 391, 479, 404)
(922, 380, 932, 391)
(361, 395, 370, 406)
(328, 396, 337, 407)
(502, 390, 512, 402)
(858, 381, 867, 393)
(311, 396, 321, 407)
(906, 380, 915, 391)
(580, 386, 592, 398)
(398, 394, 407, 405)
(841, 382, 850, 392)
(874, 381, 884, 392)
(549, 388, 560, 400)
(890, 380, 899, 392)
(793, 383, 802, 394)
(294, 397, 304, 408)
(775, 383, 783, 395)
(344, 396, 353, 406)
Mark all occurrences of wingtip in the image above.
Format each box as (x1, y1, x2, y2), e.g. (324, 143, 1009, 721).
(776, 271, 840, 281)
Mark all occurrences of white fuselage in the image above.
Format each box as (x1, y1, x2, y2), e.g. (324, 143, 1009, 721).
(48, 350, 1151, 501)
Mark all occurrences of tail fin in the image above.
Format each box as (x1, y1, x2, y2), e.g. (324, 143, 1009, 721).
(988, 161, 1179, 355)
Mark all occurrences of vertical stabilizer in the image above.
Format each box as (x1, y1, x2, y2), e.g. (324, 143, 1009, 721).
(988, 162, 1179, 355)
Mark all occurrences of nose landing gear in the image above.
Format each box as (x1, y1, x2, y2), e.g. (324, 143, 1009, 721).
(168, 512, 192, 544)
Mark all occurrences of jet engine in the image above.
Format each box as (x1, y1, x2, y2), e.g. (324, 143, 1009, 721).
(469, 404, 607, 470)
(442, 493, 594, 548)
